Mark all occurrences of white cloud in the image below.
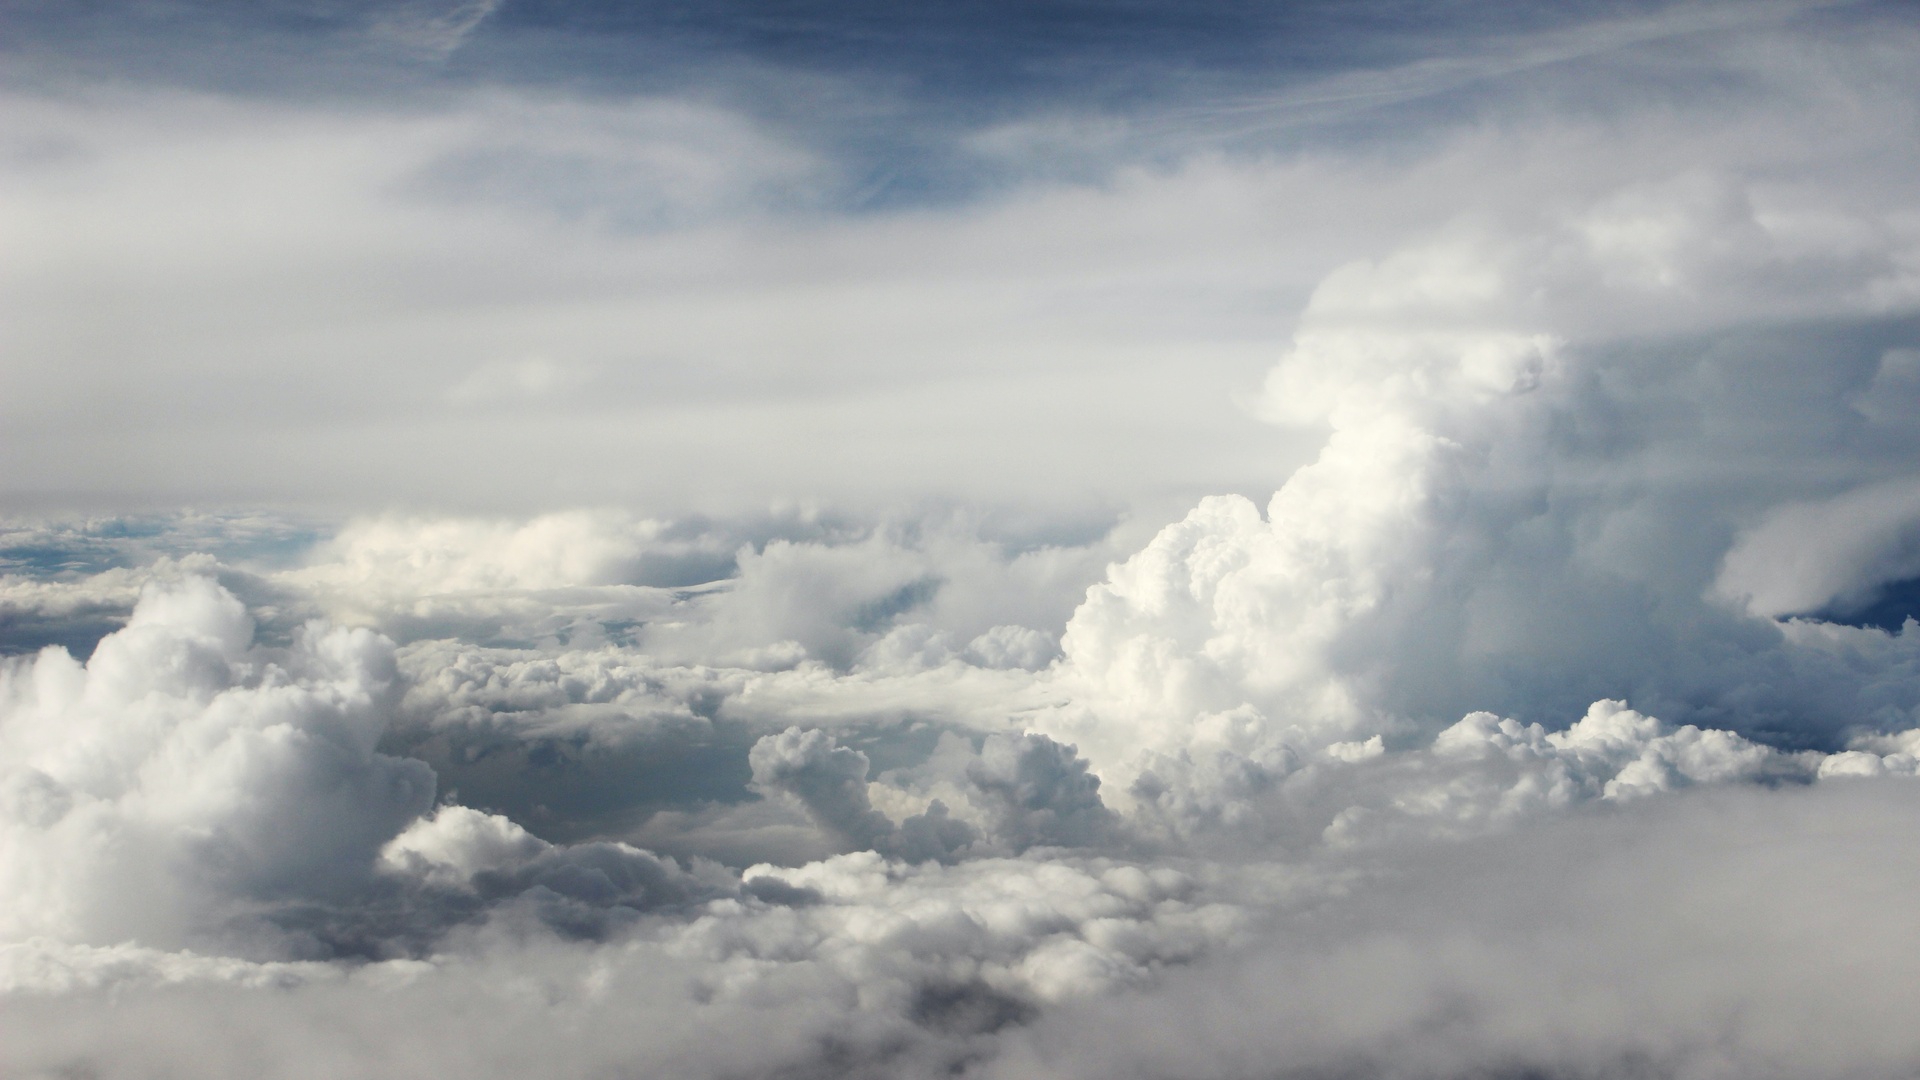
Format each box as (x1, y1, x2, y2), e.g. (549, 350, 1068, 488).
(0, 577, 434, 949)
(5, 539, 1920, 1077)
(379, 804, 551, 887)
(1035, 158, 1920, 816)
(291, 512, 665, 596)
(8, 7, 1920, 1078)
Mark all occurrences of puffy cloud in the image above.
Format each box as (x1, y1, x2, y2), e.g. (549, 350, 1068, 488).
(749, 727, 980, 863)
(377, 805, 732, 939)
(0, 845, 1241, 1080)
(0, 560, 187, 658)
(1038, 165, 1920, 818)
(380, 804, 551, 887)
(292, 512, 665, 596)
(0, 575, 750, 956)
(7, 440, 1920, 1074)
(964, 624, 1059, 671)
(642, 517, 1106, 673)
(251, 509, 1109, 677)
(0, 576, 434, 950)
(1313, 699, 1819, 848)
(750, 727, 901, 852)
(749, 726, 1123, 861)
(965, 734, 1120, 853)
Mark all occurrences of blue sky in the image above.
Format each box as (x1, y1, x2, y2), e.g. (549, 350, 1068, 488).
(12, 0, 1892, 206)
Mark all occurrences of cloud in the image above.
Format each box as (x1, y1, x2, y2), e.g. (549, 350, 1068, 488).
(0, 841, 1240, 1079)
(0, 576, 434, 950)
(8, 467, 1920, 1074)
(964, 733, 1120, 853)
(8, 4, 1920, 1078)
(1715, 477, 1920, 619)
(18, 10, 1918, 514)
(444, 355, 590, 408)
(9, 776, 1920, 1079)
(1035, 159, 1920, 819)
(369, 0, 505, 60)
(0, 575, 753, 957)
(1311, 699, 1828, 849)
(747, 725, 1122, 861)
(971, 782, 1920, 1080)
(291, 512, 666, 597)
(377, 804, 732, 939)
(750, 726, 902, 852)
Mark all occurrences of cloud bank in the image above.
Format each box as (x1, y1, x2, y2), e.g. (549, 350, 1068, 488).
(6, 1, 1920, 1077)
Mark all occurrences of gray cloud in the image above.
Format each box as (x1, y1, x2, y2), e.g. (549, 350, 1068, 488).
(749, 726, 900, 852)
(987, 781, 1920, 1080)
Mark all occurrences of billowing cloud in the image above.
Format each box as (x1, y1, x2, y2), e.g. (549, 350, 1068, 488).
(0, 577, 433, 950)
(7, 1, 1920, 1077)
(1036, 163, 1920, 822)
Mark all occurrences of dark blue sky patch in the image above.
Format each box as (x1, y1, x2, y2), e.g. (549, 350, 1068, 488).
(0, 609, 127, 659)
(1819, 576, 1920, 634)
(6, 0, 1705, 97)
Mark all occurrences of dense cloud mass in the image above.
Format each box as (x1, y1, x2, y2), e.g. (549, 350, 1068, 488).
(7, 0, 1920, 1077)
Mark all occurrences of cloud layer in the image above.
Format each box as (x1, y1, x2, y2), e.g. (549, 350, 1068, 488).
(7, 1, 1920, 1077)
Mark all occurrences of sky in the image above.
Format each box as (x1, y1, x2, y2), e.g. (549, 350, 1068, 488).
(5, 1, 1920, 1078)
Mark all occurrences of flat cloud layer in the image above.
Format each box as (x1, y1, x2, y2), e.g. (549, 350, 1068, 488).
(7, 0, 1920, 1077)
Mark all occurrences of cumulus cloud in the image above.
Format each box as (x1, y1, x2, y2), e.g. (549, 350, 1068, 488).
(1037, 159, 1920, 819)
(9, 3, 1920, 1078)
(12, 130, 1920, 1068)
(749, 727, 902, 852)
(377, 804, 733, 940)
(1311, 699, 1823, 848)
(290, 512, 666, 598)
(0, 576, 754, 957)
(0, 842, 1242, 1080)
(0, 577, 433, 950)
(746, 726, 1123, 862)
(9, 493, 1920, 1076)
(964, 733, 1120, 853)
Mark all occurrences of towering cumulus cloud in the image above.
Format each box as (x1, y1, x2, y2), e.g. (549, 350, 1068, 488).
(1045, 174, 1920, 832)
(6, 0, 1920, 1077)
